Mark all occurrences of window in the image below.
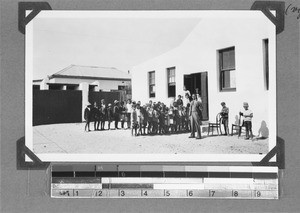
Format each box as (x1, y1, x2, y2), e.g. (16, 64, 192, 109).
(263, 39, 269, 90)
(167, 67, 176, 97)
(219, 47, 236, 91)
(149, 71, 155, 98)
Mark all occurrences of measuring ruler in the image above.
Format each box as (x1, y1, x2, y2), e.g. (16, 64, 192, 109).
(51, 164, 278, 199)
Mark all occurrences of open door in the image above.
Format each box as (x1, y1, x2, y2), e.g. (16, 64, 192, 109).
(184, 72, 209, 120)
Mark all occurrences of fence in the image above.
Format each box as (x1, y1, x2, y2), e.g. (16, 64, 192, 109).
(33, 90, 82, 126)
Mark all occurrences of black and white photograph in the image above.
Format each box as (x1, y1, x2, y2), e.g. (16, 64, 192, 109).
(26, 10, 276, 162)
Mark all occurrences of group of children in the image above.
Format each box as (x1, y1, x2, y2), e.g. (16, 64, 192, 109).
(130, 98, 191, 136)
(84, 96, 254, 140)
(84, 95, 192, 136)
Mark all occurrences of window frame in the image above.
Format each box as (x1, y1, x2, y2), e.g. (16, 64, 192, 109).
(148, 71, 155, 98)
(219, 47, 236, 92)
(167, 67, 176, 97)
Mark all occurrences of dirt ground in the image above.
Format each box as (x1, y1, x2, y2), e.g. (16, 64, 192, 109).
(32, 122, 268, 154)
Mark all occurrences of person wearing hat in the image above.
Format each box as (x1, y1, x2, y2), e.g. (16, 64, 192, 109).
(113, 100, 120, 129)
(220, 102, 229, 135)
(239, 102, 253, 140)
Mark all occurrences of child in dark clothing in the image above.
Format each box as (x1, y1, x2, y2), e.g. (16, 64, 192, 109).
(158, 106, 165, 134)
(91, 102, 100, 131)
(139, 105, 148, 135)
(119, 101, 126, 129)
(220, 102, 229, 135)
(147, 106, 154, 134)
(152, 105, 160, 134)
(113, 100, 120, 129)
(131, 104, 138, 136)
(84, 105, 92, 132)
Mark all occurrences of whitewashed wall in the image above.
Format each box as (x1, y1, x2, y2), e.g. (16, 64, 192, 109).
(131, 13, 276, 136)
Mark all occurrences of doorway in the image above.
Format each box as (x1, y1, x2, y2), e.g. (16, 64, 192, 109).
(184, 72, 209, 120)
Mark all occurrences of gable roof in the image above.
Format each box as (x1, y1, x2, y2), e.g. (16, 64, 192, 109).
(50, 65, 131, 80)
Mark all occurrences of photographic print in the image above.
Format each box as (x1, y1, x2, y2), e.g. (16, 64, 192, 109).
(25, 10, 276, 162)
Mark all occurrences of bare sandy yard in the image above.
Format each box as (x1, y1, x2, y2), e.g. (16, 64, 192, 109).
(32, 123, 268, 154)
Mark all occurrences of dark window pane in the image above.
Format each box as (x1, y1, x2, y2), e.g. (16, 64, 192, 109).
(168, 85, 176, 97)
(221, 48, 235, 70)
(263, 39, 269, 90)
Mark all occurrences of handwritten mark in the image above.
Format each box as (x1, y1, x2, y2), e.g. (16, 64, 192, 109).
(285, 3, 300, 19)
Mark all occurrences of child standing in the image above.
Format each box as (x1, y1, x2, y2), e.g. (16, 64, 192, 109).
(240, 102, 253, 140)
(107, 103, 113, 130)
(147, 105, 154, 134)
(131, 103, 138, 136)
(84, 104, 92, 132)
(220, 102, 229, 135)
(91, 102, 100, 131)
(113, 100, 120, 129)
(99, 99, 107, 130)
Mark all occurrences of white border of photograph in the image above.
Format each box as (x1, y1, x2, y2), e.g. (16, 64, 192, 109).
(25, 10, 276, 162)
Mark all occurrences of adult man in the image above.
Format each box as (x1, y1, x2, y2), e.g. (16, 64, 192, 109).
(189, 94, 203, 139)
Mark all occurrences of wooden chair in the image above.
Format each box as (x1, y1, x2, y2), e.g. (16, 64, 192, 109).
(231, 114, 245, 138)
(207, 113, 222, 136)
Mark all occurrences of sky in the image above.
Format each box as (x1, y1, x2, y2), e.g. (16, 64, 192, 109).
(31, 12, 201, 80)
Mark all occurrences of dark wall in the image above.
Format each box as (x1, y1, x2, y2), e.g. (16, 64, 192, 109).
(89, 91, 121, 106)
(33, 90, 82, 126)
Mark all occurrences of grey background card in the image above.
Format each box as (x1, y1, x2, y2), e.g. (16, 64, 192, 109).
(1, 0, 299, 212)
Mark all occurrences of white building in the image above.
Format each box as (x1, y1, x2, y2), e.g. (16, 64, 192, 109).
(131, 12, 276, 135)
(33, 64, 132, 121)
(33, 64, 131, 92)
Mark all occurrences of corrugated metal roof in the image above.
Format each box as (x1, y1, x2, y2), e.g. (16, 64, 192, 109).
(51, 65, 131, 79)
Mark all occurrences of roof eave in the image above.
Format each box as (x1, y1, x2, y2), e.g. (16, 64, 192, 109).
(51, 74, 131, 81)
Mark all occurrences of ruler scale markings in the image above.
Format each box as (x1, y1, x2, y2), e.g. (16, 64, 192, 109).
(51, 165, 278, 199)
